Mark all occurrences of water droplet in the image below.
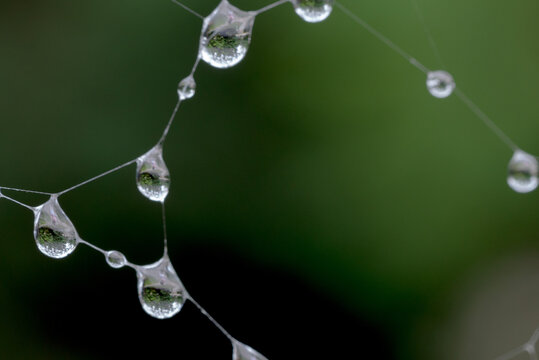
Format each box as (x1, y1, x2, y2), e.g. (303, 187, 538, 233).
(200, 0, 256, 69)
(178, 75, 196, 100)
(136, 256, 187, 319)
(33, 195, 78, 259)
(136, 145, 170, 202)
(507, 150, 538, 193)
(292, 0, 334, 23)
(426, 70, 455, 98)
(106, 250, 127, 269)
(233, 341, 268, 360)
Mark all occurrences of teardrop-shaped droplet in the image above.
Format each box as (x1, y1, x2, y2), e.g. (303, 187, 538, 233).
(507, 150, 538, 193)
(426, 70, 455, 98)
(233, 341, 268, 360)
(136, 256, 187, 319)
(200, 0, 256, 69)
(178, 75, 196, 100)
(33, 195, 78, 259)
(292, 0, 334, 23)
(136, 145, 170, 202)
(106, 250, 127, 269)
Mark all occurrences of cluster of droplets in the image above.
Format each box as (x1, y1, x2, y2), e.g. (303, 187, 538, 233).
(2, 0, 539, 359)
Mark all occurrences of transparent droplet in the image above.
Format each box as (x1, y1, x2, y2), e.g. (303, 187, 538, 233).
(233, 341, 268, 360)
(200, 0, 256, 69)
(106, 250, 127, 269)
(136, 256, 187, 319)
(292, 0, 334, 23)
(177, 75, 196, 100)
(507, 150, 538, 193)
(33, 195, 78, 259)
(136, 145, 170, 202)
(426, 70, 455, 98)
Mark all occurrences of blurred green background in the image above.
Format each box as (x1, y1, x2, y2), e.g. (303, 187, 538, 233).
(1, 0, 539, 359)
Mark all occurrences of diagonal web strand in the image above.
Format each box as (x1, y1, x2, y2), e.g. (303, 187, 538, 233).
(0, 186, 53, 196)
(335, 1, 430, 74)
(57, 158, 138, 196)
(409, 0, 447, 69)
(255, 0, 289, 15)
(455, 88, 519, 151)
(171, 0, 205, 20)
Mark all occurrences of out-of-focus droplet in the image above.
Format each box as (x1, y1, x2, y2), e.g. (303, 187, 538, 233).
(426, 70, 455, 98)
(136, 256, 187, 319)
(233, 341, 268, 360)
(33, 195, 78, 259)
(178, 75, 196, 100)
(507, 150, 538, 193)
(292, 0, 334, 23)
(136, 145, 170, 202)
(200, 0, 255, 69)
(106, 250, 127, 269)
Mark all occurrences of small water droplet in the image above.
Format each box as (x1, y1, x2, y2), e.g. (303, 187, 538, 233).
(136, 256, 187, 319)
(178, 75, 196, 100)
(33, 195, 78, 259)
(136, 145, 170, 202)
(233, 341, 268, 360)
(507, 150, 538, 193)
(292, 0, 334, 23)
(106, 250, 127, 269)
(200, 0, 255, 69)
(426, 70, 455, 98)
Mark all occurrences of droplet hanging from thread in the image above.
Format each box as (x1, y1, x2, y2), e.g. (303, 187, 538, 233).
(178, 75, 196, 100)
(136, 145, 171, 202)
(33, 195, 79, 259)
(136, 255, 187, 319)
(292, 0, 334, 23)
(426, 70, 455, 98)
(200, 0, 256, 69)
(232, 341, 268, 360)
(507, 150, 538, 193)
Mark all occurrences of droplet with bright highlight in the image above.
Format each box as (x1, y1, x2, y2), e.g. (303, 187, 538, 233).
(136, 145, 170, 202)
(33, 195, 78, 259)
(136, 256, 187, 319)
(292, 0, 334, 23)
(106, 250, 127, 269)
(507, 150, 538, 193)
(233, 341, 268, 360)
(177, 75, 196, 100)
(426, 70, 455, 98)
(200, 0, 255, 69)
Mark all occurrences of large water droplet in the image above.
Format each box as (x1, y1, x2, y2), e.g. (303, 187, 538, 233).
(233, 341, 268, 360)
(136, 145, 170, 202)
(178, 75, 196, 100)
(507, 150, 538, 193)
(292, 0, 334, 23)
(33, 195, 78, 259)
(426, 70, 455, 98)
(200, 0, 255, 69)
(106, 250, 127, 269)
(136, 256, 187, 319)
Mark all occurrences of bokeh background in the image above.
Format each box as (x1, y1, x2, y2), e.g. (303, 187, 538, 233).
(1, 0, 539, 359)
